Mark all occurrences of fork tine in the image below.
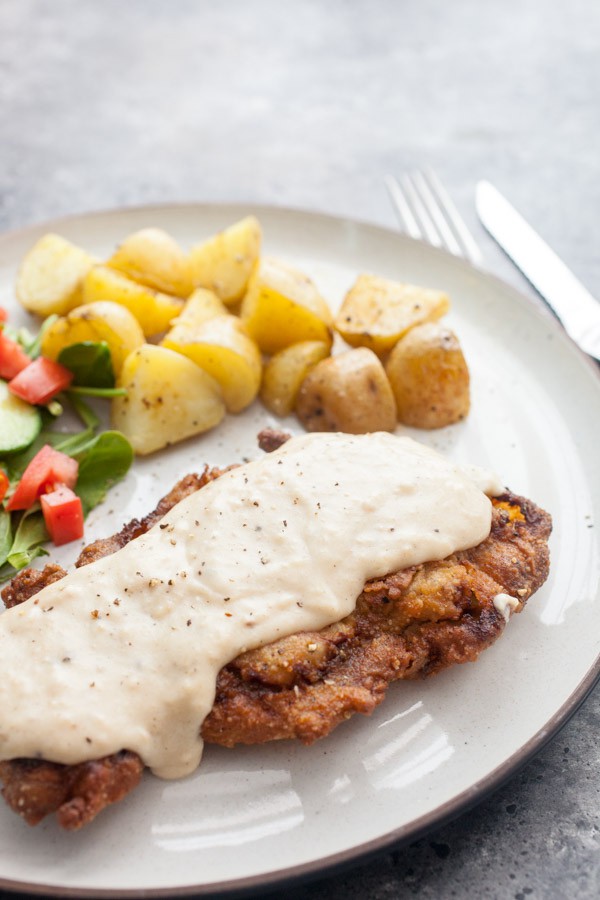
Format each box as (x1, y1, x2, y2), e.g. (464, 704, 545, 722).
(422, 169, 484, 266)
(400, 173, 443, 248)
(384, 175, 422, 239)
(386, 169, 484, 267)
(411, 171, 463, 257)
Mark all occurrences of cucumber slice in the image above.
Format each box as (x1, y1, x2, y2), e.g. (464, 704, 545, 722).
(0, 380, 42, 455)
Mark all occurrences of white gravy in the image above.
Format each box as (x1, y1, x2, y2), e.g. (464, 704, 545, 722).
(0, 433, 502, 778)
(493, 592, 520, 622)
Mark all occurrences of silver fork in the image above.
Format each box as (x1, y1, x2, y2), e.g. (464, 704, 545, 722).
(385, 170, 483, 267)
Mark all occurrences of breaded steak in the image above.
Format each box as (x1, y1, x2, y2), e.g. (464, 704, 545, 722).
(0, 439, 551, 830)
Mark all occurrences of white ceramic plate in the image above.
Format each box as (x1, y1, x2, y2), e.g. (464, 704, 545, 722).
(1, 205, 599, 898)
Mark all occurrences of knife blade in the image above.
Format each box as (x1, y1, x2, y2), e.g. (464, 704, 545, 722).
(476, 180, 600, 361)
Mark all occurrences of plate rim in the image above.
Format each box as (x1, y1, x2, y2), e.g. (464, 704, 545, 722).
(1, 202, 599, 899)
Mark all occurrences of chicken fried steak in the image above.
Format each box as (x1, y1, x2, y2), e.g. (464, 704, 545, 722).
(0, 439, 551, 830)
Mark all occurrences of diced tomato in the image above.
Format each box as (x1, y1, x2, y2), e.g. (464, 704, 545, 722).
(8, 357, 73, 405)
(7, 445, 78, 511)
(0, 330, 31, 380)
(0, 470, 9, 504)
(0, 307, 7, 323)
(40, 484, 84, 546)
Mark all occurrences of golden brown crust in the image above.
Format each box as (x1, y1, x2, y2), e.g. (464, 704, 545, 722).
(0, 471, 551, 830)
(0, 752, 143, 829)
(256, 427, 292, 454)
(203, 493, 551, 746)
(1, 563, 66, 610)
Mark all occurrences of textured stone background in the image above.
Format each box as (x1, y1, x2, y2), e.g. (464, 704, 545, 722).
(1, 0, 599, 897)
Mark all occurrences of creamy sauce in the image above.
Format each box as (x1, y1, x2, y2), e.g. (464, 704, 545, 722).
(493, 592, 520, 622)
(0, 433, 501, 778)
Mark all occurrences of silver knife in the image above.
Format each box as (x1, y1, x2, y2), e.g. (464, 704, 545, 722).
(476, 180, 600, 361)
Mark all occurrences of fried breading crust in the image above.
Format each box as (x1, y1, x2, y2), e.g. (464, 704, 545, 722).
(0, 461, 551, 830)
(203, 492, 550, 746)
(0, 753, 144, 831)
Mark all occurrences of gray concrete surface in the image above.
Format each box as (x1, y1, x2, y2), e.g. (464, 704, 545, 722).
(1, 0, 599, 897)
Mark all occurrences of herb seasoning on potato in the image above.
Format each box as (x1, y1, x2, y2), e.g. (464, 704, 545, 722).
(334, 273, 450, 355)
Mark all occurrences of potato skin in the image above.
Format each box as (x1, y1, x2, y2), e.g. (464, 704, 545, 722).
(82, 265, 183, 337)
(260, 340, 331, 417)
(189, 216, 262, 304)
(16, 233, 96, 317)
(172, 288, 228, 328)
(162, 314, 262, 413)
(385, 322, 470, 429)
(296, 348, 397, 434)
(40, 300, 145, 376)
(334, 274, 450, 355)
(108, 228, 193, 298)
(241, 257, 333, 355)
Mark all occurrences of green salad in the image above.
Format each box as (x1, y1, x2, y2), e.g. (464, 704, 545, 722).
(0, 306, 133, 584)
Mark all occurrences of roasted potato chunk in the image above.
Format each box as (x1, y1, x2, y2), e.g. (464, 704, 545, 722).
(16, 234, 96, 317)
(170, 288, 228, 329)
(162, 314, 261, 413)
(107, 228, 193, 298)
(111, 344, 225, 455)
(260, 340, 331, 417)
(334, 274, 450, 355)
(296, 348, 397, 434)
(189, 216, 262, 305)
(82, 266, 183, 337)
(241, 257, 333, 354)
(385, 322, 470, 429)
(41, 301, 145, 376)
